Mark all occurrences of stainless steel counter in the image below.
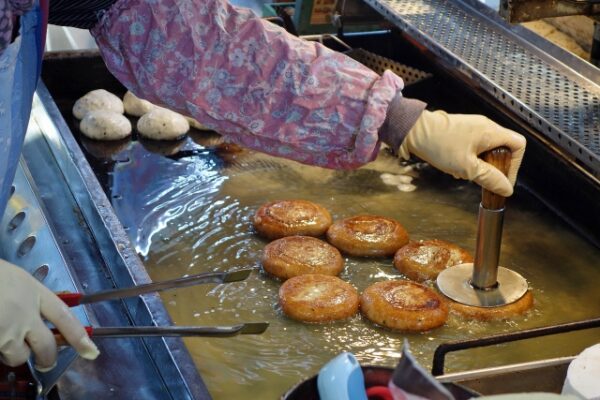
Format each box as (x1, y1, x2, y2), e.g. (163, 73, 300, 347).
(0, 82, 211, 399)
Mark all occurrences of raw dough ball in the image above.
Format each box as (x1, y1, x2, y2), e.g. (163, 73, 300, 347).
(80, 110, 132, 141)
(397, 183, 417, 192)
(137, 108, 190, 140)
(123, 91, 155, 117)
(380, 173, 413, 185)
(73, 89, 124, 119)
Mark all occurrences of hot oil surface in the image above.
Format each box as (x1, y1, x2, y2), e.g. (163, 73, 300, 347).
(101, 138, 600, 400)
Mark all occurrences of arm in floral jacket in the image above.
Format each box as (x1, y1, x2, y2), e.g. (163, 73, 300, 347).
(91, 0, 425, 169)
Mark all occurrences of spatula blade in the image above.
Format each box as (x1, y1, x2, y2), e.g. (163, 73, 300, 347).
(239, 322, 269, 335)
(222, 268, 256, 283)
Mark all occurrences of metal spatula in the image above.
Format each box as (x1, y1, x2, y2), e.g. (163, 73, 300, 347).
(59, 268, 255, 306)
(87, 322, 270, 338)
(53, 322, 270, 345)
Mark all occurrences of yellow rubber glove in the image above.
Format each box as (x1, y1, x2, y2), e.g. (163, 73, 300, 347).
(0, 260, 99, 371)
(399, 110, 526, 196)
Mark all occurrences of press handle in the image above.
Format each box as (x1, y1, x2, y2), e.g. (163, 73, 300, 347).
(481, 146, 511, 210)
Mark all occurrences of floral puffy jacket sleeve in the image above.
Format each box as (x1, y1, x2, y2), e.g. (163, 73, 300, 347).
(91, 0, 405, 169)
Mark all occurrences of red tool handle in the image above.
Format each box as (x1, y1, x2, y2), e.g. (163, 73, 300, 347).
(366, 386, 393, 400)
(57, 292, 84, 307)
(52, 326, 93, 347)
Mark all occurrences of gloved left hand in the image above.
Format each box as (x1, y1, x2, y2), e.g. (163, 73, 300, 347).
(0, 260, 100, 371)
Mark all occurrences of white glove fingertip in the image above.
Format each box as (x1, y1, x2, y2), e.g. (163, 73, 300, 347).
(38, 289, 100, 361)
(493, 127, 527, 153)
(507, 146, 526, 186)
(475, 175, 513, 197)
(0, 341, 32, 368)
(35, 361, 58, 373)
(473, 160, 514, 197)
(27, 319, 58, 371)
(77, 336, 100, 360)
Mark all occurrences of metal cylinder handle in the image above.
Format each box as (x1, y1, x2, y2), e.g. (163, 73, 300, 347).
(472, 147, 511, 289)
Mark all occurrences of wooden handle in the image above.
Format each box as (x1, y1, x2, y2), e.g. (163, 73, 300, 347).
(481, 146, 511, 210)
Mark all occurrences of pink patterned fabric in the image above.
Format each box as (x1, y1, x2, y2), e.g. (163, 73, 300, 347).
(91, 0, 404, 169)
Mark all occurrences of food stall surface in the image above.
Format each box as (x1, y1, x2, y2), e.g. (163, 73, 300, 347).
(89, 136, 599, 399)
(38, 0, 600, 394)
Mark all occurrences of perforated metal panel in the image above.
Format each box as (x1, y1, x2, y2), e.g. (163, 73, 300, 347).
(346, 48, 433, 85)
(363, 0, 600, 176)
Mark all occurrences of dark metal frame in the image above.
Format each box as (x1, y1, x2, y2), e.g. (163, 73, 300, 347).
(432, 317, 600, 376)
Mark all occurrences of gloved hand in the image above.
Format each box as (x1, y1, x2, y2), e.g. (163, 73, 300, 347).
(399, 110, 526, 196)
(0, 260, 99, 371)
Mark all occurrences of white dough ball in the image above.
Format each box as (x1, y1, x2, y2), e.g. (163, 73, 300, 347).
(397, 183, 417, 192)
(185, 116, 211, 131)
(137, 108, 190, 140)
(380, 173, 413, 186)
(73, 89, 124, 119)
(123, 91, 156, 117)
(80, 110, 132, 141)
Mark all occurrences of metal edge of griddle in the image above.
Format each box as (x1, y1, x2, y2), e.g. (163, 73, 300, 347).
(29, 82, 211, 399)
(436, 356, 574, 384)
(361, 0, 600, 177)
(21, 115, 197, 399)
(436, 356, 574, 395)
(0, 156, 91, 398)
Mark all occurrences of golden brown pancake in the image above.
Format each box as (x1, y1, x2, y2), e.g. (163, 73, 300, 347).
(253, 200, 333, 240)
(279, 274, 359, 323)
(326, 215, 409, 257)
(262, 236, 344, 280)
(447, 290, 534, 321)
(394, 239, 473, 282)
(360, 280, 448, 331)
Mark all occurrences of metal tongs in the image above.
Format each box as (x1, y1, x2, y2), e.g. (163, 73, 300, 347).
(53, 267, 269, 343)
(58, 268, 254, 306)
(34, 268, 267, 399)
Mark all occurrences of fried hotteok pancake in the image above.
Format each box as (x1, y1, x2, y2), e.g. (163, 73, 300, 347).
(360, 280, 448, 331)
(394, 239, 473, 282)
(253, 200, 332, 240)
(447, 290, 534, 321)
(279, 274, 359, 323)
(326, 215, 409, 257)
(262, 236, 344, 280)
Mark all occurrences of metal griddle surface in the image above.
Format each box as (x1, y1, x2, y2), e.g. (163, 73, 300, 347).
(63, 126, 600, 400)
(43, 52, 600, 400)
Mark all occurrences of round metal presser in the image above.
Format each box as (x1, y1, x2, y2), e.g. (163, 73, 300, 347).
(437, 263, 528, 307)
(437, 147, 529, 307)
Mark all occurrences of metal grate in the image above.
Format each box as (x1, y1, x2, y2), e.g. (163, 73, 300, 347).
(363, 0, 600, 176)
(346, 48, 433, 85)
